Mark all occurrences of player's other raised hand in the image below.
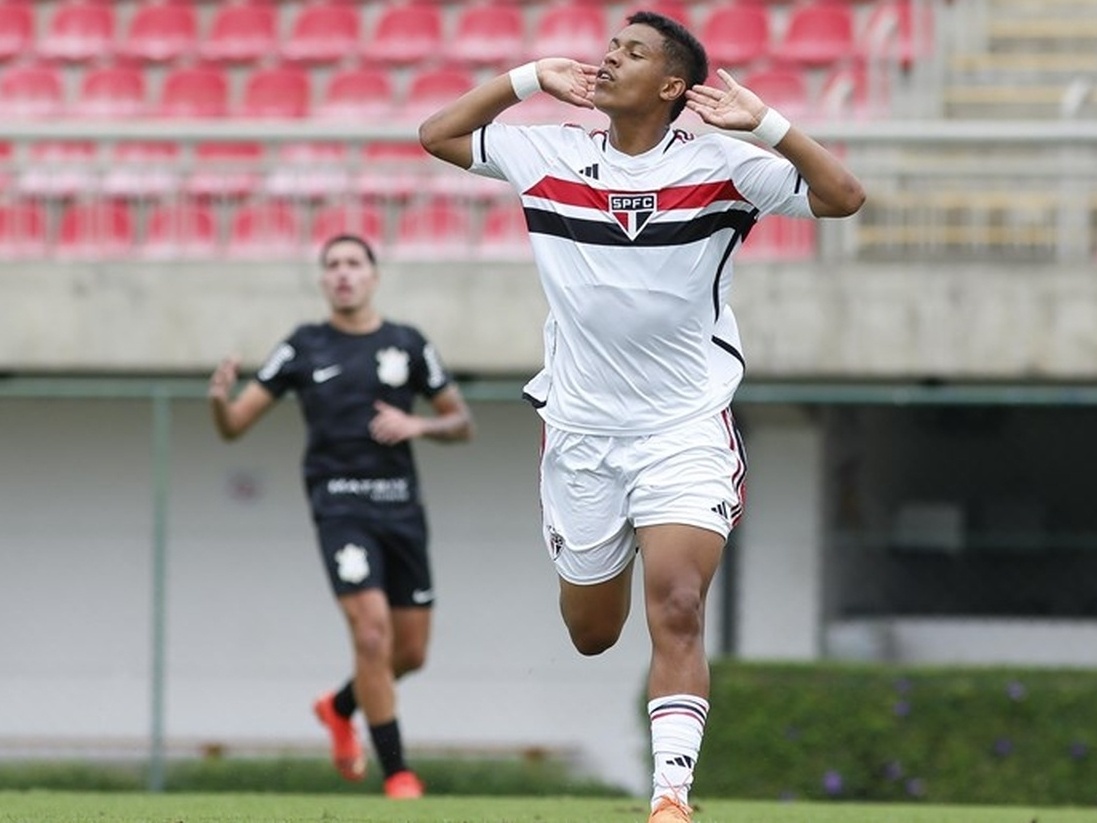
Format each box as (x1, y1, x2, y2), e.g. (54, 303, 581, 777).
(685, 68, 768, 132)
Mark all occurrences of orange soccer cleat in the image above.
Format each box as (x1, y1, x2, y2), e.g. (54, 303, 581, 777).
(312, 692, 366, 781)
(648, 795, 692, 823)
(383, 769, 425, 799)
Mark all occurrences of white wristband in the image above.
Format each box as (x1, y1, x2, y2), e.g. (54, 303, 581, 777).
(509, 62, 541, 101)
(752, 107, 791, 147)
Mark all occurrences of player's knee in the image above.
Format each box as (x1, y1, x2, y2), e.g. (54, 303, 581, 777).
(394, 645, 427, 676)
(351, 624, 390, 663)
(652, 587, 705, 639)
(568, 624, 623, 656)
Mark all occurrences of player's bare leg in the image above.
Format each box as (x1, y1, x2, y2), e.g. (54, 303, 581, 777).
(558, 558, 635, 656)
(390, 606, 431, 678)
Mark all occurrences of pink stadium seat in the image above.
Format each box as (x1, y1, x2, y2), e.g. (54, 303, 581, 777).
(56, 200, 136, 260)
(622, 0, 690, 27)
(357, 141, 431, 200)
(185, 141, 263, 198)
(0, 200, 48, 259)
(737, 214, 816, 262)
(445, 2, 525, 66)
(265, 142, 350, 199)
(144, 201, 218, 259)
(239, 65, 310, 118)
(118, 1, 197, 63)
(701, 4, 771, 68)
(281, 1, 360, 64)
(391, 198, 472, 261)
(227, 201, 303, 259)
(777, 1, 855, 67)
(0, 63, 63, 118)
(864, 0, 934, 67)
(311, 203, 386, 254)
(478, 198, 531, 261)
(0, 1, 34, 63)
(738, 67, 810, 121)
(366, 3, 443, 66)
(159, 65, 228, 118)
(819, 62, 881, 121)
(200, 2, 278, 64)
(101, 141, 180, 198)
(38, 0, 114, 63)
(395, 66, 475, 126)
(73, 64, 146, 118)
(528, 2, 606, 63)
(316, 66, 395, 121)
(17, 140, 97, 197)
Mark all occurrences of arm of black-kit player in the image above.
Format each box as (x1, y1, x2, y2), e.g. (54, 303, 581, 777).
(370, 384, 475, 446)
(418, 58, 599, 171)
(208, 356, 277, 441)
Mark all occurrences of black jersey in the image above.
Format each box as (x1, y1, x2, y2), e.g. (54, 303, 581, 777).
(255, 320, 452, 513)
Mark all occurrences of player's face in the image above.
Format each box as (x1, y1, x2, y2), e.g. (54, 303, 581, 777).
(319, 240, 378, 312)
(593, 23, 681, 117)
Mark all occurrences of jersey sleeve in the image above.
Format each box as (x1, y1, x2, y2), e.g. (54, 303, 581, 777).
(254, 328, 305, 398)
(468, 122, 569, 192)
(406, 327, 452, 398)
(720, 137, 815, 219)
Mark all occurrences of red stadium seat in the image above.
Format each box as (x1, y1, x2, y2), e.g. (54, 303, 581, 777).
(391, 198, 472, 261)
(0, 1, 34, 63)
(819, 62, 883, 121)
(118, 1, 197, 63)
(0, 63, 63, 118)
(56, 200, 136, 260)
(200, 2, 278, 64)
(144, 201, 218, 260)
(73, 64, 146, 119)
(864, 0, 934, 67)
(529, 3, 607, 64)
(316, 66, 395, 121)
(101, 141, 180, 198)
(239, 65, 310, 119)
(701, 4, 771, 68)
(281, 1, 361, 64)
(159, 65, 228, 118)
(356, 141, 431, 200)
(737, 214, 816, 262)
(738, 67, 810, 121)
(445, 2, 525, 67)
(0, 200, 48, 259)
(38, 0, 114, 63)
(265, 142, 350, 199)
(311, 203, 386, 254)
(478, 198, 531, 261)
(777, 1, 855, 67)
(18, 141, 97, 197)
(395, 66, 475, 125)
(622, 0, 690, 27)
(366, 3, 443, 66)
(227, 201, 303, 259)
(185, 141, 263, 198)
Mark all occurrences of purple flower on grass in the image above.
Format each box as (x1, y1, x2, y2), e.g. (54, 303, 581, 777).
(893, 699, 911, 718)
(884, 760, 904, 781)
(1069, 741, 1088, 760)
(906, 777, 926, 798)
(822, 770, 843, 796)
(993, 738, 1014, 757)
(894, 677, 912, 694)
(1006, 681, 1026, 701)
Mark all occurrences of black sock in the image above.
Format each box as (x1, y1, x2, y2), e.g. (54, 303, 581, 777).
(332, 680, 357, 718)
(369, 719, 408, 777)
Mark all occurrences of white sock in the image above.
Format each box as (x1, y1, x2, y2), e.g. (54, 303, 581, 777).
(648, 694, 708, 810)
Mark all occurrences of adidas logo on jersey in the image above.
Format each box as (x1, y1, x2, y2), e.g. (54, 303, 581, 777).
(578, 163, 600, 180)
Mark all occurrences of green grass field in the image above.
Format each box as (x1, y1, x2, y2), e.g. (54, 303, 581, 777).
(1, 792, 1093, 823)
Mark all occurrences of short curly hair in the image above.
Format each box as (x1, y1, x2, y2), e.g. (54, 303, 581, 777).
(627, 11, 709, 121)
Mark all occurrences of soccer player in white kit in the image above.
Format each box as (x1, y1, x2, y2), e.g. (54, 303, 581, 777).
(421, 11, 865, 821)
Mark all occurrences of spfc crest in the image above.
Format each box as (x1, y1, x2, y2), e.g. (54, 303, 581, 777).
(376, 347, 410, 387)
(609, 192, 657, 240)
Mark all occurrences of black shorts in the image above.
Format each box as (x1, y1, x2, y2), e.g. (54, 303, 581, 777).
(313, 507, 433, 606)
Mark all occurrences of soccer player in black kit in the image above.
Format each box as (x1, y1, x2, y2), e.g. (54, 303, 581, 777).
(208, 234, 474, 798)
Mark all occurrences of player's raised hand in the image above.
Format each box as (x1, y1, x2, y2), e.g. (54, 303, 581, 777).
(208, 356, 239, 400)
(685, 68, 768, 132)
(536, 58, 598, 109)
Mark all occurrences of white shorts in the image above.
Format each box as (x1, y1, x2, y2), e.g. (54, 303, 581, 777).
(539, 407, 747, 585)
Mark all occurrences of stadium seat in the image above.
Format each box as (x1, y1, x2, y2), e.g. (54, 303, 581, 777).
(445, 2, 526, 67)
(701, 4, 771, 68)
(737, 214, 816, 262)
(239, 65, 310, 119)
(390, 198, 472, 261)
(185, 141, 263, 198)
(17, 141, 97, 197)
(528, 2, 606, 63)
(622, 0, 691, 27)
(776, 1, 855, 67)
(478, 198, 531, 261)
(281, 1, 361, 64)
(0, 63, 63, 119)
(38, 0, 115, 63)
(265, 142, 350, 199)
(819, 62, 881, 121)
(226, 201, 303, 259)
(356, 141, 431, 201)
(101, 141, 180, 198)
(395, 66, 475, 126)
(0, 1, 34, 63)
(158, 65, 229, 118)
(118, 1, 197, 63)
(310, 203, 386, 254)
(199, 2, 278, 64)
(144, 201, 218, 259)
(863, 0, 934, 67)
(56, 200, 136, 260)
(316, 66, 395, 121)
(72, 64, 146, 119)
(366, 2, 444, 66)
(0, 200, 48, 259)
(738, 67, 811, 122)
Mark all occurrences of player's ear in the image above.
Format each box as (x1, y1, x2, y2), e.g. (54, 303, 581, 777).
(661, 76, 686, 106)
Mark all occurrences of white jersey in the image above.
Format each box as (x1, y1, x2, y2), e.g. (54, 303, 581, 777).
(469, 122, 813, 435)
